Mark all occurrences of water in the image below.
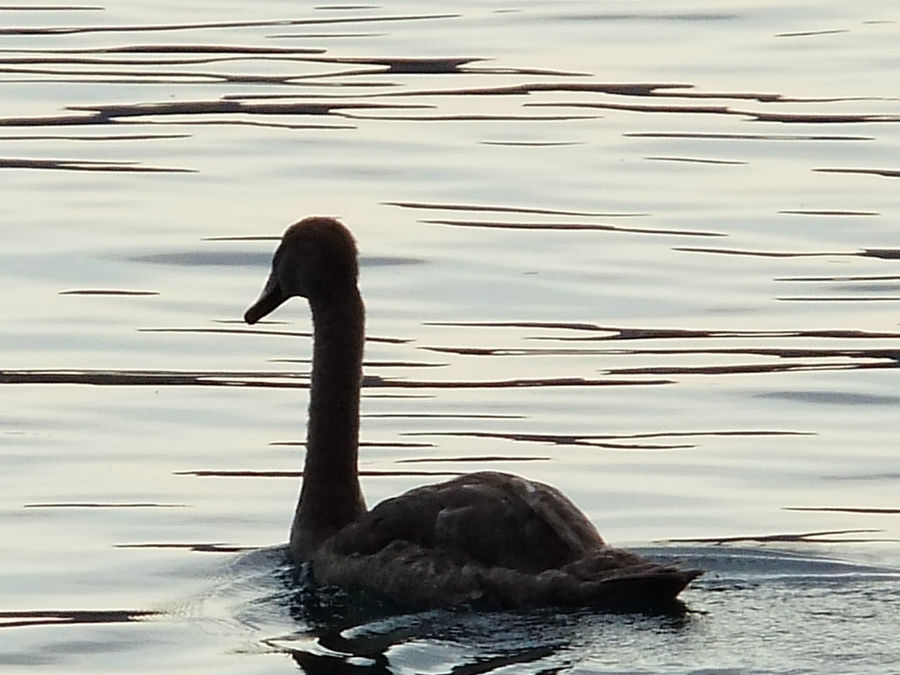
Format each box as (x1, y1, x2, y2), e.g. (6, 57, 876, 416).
(2, 1, 899, 672)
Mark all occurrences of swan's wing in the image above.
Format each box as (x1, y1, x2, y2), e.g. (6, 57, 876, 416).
(315, 472, 701, 608)
(327, 471, 604, 572)
(314, 536, 701, 609)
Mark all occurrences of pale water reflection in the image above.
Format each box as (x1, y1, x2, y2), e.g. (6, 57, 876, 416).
(1, 0, 899, 672)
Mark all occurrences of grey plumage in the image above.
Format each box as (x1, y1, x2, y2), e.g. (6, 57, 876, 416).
(245, 217, 701, 610)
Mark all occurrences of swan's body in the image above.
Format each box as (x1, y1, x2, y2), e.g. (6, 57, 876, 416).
(245, 217, 701, 609)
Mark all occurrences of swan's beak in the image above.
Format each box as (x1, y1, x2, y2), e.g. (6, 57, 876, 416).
(244, 270, 288, 324)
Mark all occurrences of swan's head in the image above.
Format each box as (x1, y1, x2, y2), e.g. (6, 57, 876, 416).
(244, 217, 358, 324)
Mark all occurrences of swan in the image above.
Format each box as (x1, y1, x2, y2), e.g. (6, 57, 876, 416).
(244, 216, 701, 609)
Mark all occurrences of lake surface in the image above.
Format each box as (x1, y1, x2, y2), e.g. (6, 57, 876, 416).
(1, 1, 899, 672)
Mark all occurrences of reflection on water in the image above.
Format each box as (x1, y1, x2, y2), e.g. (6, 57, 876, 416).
(215, 546, 900, 673)
(0, 609, 156, 630)
(2, 0, 899, 672)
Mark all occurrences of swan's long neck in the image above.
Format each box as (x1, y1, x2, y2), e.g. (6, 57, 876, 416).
(290, 287, 366, 558)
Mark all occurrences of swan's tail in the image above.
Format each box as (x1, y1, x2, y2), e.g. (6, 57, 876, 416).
(476, 562, 702, 610)
(555, 547, 704, 608)
(579, 566, 704, 609)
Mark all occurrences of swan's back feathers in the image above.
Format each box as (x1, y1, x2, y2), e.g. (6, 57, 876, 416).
(311, 472, 701, 608)
(328, 472, 602, 571)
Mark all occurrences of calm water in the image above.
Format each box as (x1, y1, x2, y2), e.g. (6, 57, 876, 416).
(2, 1, 899, 672)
